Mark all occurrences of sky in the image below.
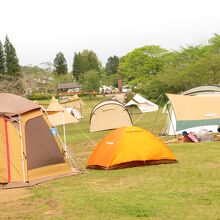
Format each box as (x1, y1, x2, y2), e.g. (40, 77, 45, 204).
(1, 0, 220, 68)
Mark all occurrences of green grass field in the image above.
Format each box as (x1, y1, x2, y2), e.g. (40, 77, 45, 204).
(0, 97, 220, 220)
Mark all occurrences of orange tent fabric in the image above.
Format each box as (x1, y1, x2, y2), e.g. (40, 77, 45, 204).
(0, 94, 77, 189)
(87, 126, 177, 170)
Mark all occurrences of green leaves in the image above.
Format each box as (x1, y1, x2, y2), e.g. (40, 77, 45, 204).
(79, 70, 101, 94)
(118, 45, 168, 84)
(105, 55, 119, 75)
(53, 52, 68, 75)
(0, 41, 5, 74)
(72, 50, 100, 80)
(118, 35, 220, 99)
(4, 36, 20, 75)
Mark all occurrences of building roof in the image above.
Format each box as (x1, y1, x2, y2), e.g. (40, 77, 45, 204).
(58, 82, 81, 90)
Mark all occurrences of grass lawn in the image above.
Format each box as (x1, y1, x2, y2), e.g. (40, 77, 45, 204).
(0, 96, 219, 220)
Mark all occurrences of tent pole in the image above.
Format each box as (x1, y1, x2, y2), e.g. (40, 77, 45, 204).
(80, 100, 82, 117)
(167, 106, 176, 138)
(62, 111, 67, 158)
(133, 113, 145, 125)
(18, 115, 26, 183)
(151, 93, 163, 133)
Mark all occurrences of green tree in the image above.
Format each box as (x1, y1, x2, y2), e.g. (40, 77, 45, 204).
(72, 50, 100, 80)
(86, 50, 100, 71)
(72, 52, 80, 80)
(0, 40, 5, 74)
(145, 52, 220, 99)
(79, 70, 101, 94)
(186, 53, 220, 85)
(0, 74, 25, 95)
(105, 55, 119, 75)
(170, 45, 211, 67)
(53, 52, 68, 75)
(4, 36, 20, 75)
(209, 34, 220, 49)
(119, 45, 168, 85)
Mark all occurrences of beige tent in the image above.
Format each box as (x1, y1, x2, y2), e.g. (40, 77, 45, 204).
(60, 94, 85, 111)
(90, 99, 132, 132)
(0, 93, 76, 189)
(164, 93, 220, 134)
(47, 96, 78, 126)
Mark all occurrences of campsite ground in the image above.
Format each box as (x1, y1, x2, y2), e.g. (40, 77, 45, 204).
(0, 97, 220, 220)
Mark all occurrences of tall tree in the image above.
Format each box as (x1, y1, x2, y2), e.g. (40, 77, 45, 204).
(72, 52, 83, 80)
(119, 45, 168, 84)
(208, 33, 220, 53)
(72, 49, 100, 80)
(53, 52, 68, 75)
(0, 40, 5, 74)
(86, 50, 100, 71)
(4, 36, 20, 75)
(105, 55, 119, 75)
(79, 70, 101, 94)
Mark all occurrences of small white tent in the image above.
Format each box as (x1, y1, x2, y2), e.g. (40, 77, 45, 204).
(126, 94, 158, 113)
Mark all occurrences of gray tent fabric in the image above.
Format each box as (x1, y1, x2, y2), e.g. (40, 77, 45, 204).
(25, 116, 65, 170)
(180, 86, 220, 96)
(0, 93, 40, 115)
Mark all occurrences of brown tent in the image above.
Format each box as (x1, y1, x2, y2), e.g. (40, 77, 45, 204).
(0, 93, 76, 189)
(90, 99, 132, 132)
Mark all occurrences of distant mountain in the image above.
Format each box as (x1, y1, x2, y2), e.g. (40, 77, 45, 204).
(21, 65, 49, 75)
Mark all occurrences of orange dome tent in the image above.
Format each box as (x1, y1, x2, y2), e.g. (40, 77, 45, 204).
(87, 126, 177, 170)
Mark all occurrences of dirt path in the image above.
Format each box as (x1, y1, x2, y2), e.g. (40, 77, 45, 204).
(0, 188, 32, 203)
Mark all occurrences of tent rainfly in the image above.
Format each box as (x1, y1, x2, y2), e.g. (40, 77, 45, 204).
(87, 126, 177, 170)
(180, 85, 220, 96)
(125, 94, 158, 113)
(0, 93, 75, 189)
(164, 93, 220, 135)
(90, 99, 132, 132)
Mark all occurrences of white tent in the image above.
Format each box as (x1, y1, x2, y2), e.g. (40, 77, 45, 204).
(65, 107, 82, 120)
(126, 94, 158, 113)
